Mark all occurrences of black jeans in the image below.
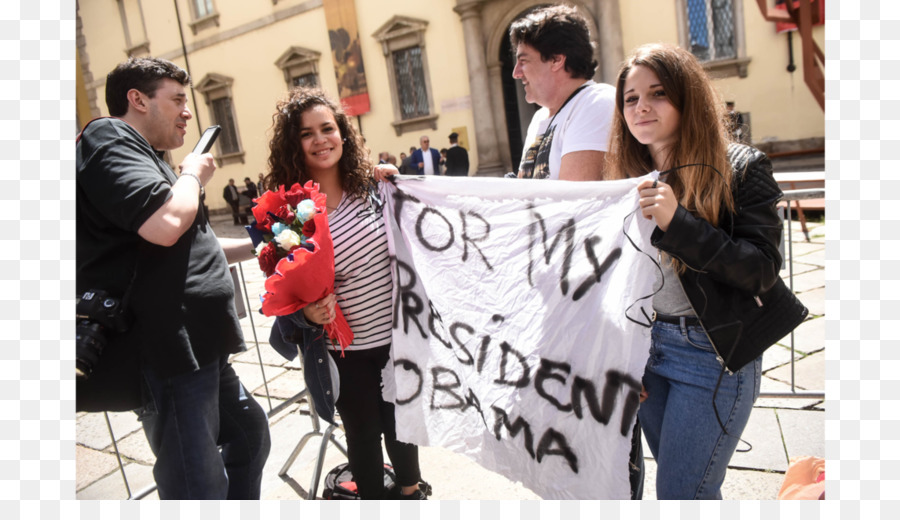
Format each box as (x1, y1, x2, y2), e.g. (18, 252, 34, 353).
(228, 201, 247, 224)
(329, 345, 421, 499)
(630, 419, 644, 499)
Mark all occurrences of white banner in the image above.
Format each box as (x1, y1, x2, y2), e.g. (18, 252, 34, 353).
(381, 173, 659, 499)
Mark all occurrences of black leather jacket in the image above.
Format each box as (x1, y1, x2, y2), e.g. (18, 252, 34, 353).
(651, 144, 808, 372)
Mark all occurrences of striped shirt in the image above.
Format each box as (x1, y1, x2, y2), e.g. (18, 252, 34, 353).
(328, 188, 393, 351)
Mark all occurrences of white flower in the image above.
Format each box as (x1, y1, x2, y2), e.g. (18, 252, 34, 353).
(255, 241, 270, 255)
(274, 229, 302, 251)
(295, 199, 316, 223)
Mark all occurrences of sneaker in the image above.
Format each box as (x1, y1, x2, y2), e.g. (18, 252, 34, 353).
(399, 489, 428, 500)
(390, 481, 432, 500)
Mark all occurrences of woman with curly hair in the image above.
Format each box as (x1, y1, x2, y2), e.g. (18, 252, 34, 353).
(607, 44, 807, 499)
(265, 87, 428, 499)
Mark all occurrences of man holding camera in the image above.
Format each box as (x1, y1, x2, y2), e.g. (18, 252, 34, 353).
(76, 57, 270, 500)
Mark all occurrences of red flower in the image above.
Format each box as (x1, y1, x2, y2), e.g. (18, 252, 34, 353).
(257, 242, 278, 277)
(272, 205, 295, 224)
(284, 182, 310, 207)
(302, 218, 316, 238)
(252, 190, 288, 232)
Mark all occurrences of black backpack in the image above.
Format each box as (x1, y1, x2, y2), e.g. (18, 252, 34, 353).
(322, 462, 396, 499)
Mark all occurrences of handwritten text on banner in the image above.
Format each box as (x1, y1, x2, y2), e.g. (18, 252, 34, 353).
(381, 174, 658, 499)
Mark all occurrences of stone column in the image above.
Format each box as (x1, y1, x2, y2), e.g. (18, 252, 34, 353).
(454, 0, 505, 176)
(595, 0, 625, 84)
(488, 63, 512, 172)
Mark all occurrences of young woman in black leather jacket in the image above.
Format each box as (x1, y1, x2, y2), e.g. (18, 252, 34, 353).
(606, 43, 807, 499)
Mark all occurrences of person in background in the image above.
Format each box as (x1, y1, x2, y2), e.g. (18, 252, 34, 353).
(223, 178, 247, 225)
(243, 177, 259, 217)
(725, 101, 745, 143)
(410, 135, 441, 175)
(243, 176, 258, 200)
(399, 146, 416, 175)
(265, 87, 430, 500)
(257, 172, 266, 194)
(606, 42, 807, 499)
(444, 132, 469, 176)
(438, 148, 448, 175)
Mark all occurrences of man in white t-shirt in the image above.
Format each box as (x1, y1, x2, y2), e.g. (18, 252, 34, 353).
(510, 4, 615, 181)
(508, 4, 643, 500)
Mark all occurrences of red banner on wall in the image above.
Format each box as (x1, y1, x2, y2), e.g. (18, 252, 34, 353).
(774, 0, 825, 34)
(322, 0, 370, 116)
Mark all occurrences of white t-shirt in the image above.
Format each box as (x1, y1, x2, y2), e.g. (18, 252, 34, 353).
(518, 80, 616, 180)
(328, 187, 393, 351)
(422, 149, 436, 175)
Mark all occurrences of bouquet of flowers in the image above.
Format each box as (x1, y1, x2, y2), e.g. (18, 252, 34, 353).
(245, 180, 353, 351)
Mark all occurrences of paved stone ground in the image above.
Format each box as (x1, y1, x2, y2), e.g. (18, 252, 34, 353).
(75, 210, 825, 501)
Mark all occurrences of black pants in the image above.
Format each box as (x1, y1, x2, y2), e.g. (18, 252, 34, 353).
(329, 345, 421, 499)
(630, 419, 644, 499)
(228, 201, 247, 224)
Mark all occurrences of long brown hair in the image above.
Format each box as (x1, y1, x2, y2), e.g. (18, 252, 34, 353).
(607, 43, 734, 230)
(264, 87, 372, 199)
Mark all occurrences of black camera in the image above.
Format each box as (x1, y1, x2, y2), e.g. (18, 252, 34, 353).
(76, 290, 130, 380)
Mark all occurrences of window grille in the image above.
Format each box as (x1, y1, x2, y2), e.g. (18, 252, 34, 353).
(686, 0, 736, 61)
(211, 97, 240, 155)
(392, 47, 429, 120)
(292, 73, 318, 88)
(194, 0, 214, 18)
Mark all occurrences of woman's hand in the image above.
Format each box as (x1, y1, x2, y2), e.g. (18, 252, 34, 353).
(372, 163, 398, 182)
(640, 385, 649, 403)
(637, 178, 678, 232)
(302, 293, 337, 325)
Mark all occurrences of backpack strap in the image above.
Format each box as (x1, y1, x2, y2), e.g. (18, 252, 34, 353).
(76, 116, 124, 143)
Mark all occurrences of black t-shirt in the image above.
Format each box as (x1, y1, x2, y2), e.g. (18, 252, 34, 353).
(76, 118, 244, 378)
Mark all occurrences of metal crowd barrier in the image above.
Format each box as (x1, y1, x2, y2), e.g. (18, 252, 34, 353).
(98, 187, 825, 499)
(758, 187, 825, 400)
(232, 263, 348, 500)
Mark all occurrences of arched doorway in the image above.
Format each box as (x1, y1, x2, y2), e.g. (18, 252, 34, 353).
(497, 4, 547, 172)
(499, 23, 538, 173)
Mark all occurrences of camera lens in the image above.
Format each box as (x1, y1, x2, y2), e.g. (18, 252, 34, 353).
(75, 320, 106, 380)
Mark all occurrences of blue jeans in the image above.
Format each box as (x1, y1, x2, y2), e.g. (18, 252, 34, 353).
(136, 356, 271, 499)
(638, 319, 761, 499)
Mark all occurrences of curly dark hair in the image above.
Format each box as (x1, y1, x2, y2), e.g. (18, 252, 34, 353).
(264, 87, 372, 199)
(508, 4, 597, 80)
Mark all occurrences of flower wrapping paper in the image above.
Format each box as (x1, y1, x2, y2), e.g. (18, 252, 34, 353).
(248, 181, 353, 351)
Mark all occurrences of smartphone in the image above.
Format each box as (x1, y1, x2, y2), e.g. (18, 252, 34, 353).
(192, 125, 221, 154)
